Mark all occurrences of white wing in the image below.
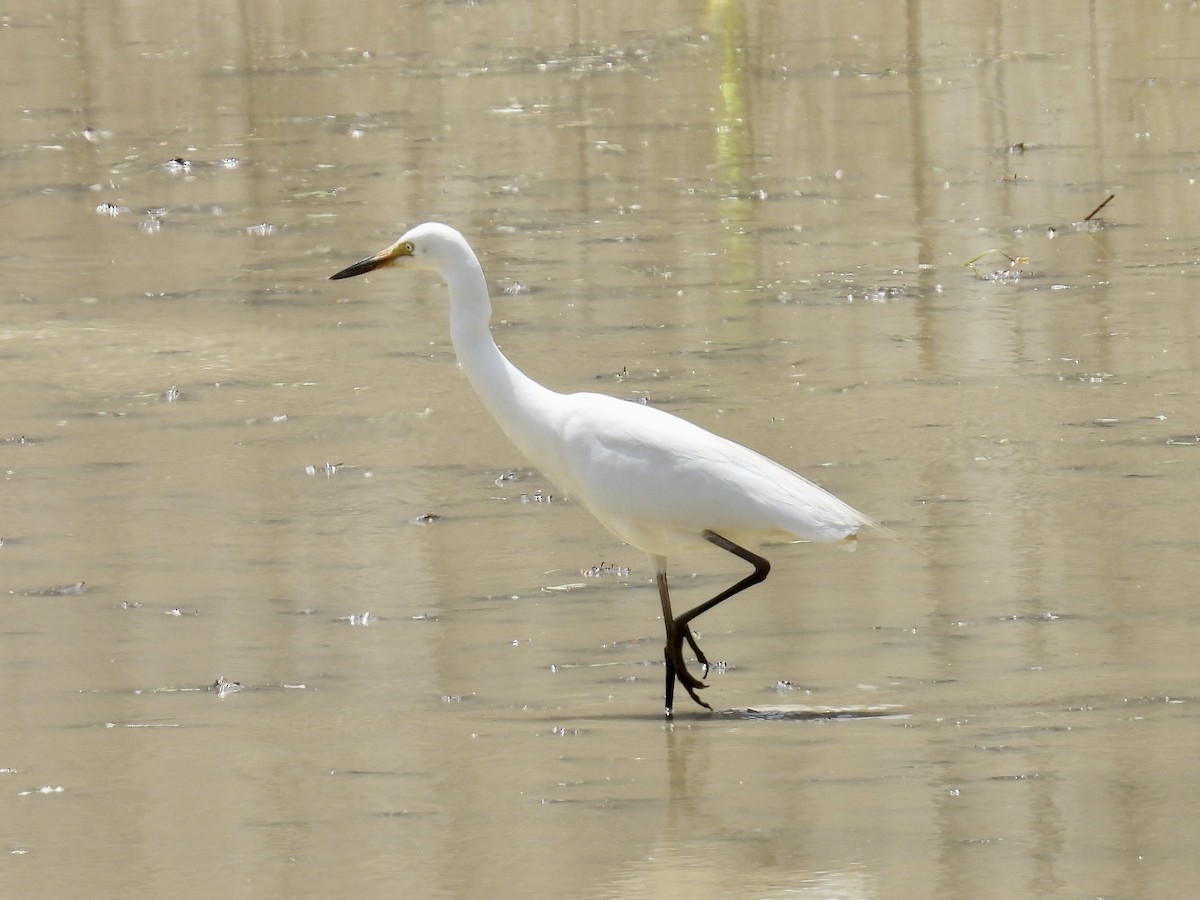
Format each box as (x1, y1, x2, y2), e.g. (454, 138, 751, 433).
(535, 391, 872, 557)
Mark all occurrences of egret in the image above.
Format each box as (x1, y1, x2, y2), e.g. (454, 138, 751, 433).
(330, 223, 879, 716)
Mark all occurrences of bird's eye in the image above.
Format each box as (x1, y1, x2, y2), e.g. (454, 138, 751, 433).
(403, 241, 415, 254)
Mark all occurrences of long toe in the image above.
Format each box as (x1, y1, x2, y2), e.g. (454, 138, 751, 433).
(680, 678, 713, 711)
(672, 628, 705, 686)
(680, 624, 710, 676)
(666, 638, 711, 710)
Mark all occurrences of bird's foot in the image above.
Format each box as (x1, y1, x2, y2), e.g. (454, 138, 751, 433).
(681, 624, 711, 678)
(664, 627, 713, 714)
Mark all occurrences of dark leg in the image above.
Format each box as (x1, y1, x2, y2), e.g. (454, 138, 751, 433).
(681, 531, 771, 629)
(656, 532, 772, 717)
(657, 570, 710, 717)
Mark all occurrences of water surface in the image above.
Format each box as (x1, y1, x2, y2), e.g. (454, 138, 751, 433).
(3, 2, 1200, 898)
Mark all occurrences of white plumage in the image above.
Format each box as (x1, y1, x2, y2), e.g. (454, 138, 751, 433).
(331, 222, 878, 716)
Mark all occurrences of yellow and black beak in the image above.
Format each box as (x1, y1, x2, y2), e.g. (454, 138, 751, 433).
(329, 239, 413, 281)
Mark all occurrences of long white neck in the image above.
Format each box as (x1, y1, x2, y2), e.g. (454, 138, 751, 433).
(442, 251, 564, 472)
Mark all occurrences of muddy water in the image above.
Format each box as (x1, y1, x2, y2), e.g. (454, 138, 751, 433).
(3, 1, 1200, 897)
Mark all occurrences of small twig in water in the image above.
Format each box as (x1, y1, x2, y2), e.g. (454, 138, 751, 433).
(1082, 193, 1115, 222)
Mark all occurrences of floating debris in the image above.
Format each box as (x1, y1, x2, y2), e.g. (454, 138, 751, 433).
(336, 611, 373, 626)
(304, 461, 342, 477)
(494, 468, 536, 485)
(163, 157, 192, 173)
(244, 222, 276, 237)
(160, 387, 181, 402)
(1053, 218, 1108, 236)
(1048, 194, 1117, 237)
(964, 249, 1033, 282)
(211, 676, 244, 698)
(983, 267, 1030, 283)
(1000, 611, 1063, 622)
(293, 187, 346, 200)
(580, 561, 630, 577)
(542, 582, 587, 593)
(1059, 371, 1116, 384)
(14, 582, 89, 597)
(846, 284, 912, 303)
(18, 786, 64, 796)
(95, 202, 130, 217)
(1082, 193, 1115, 222)
(408, 513, 442, 525)
(519, 490, 554, 503)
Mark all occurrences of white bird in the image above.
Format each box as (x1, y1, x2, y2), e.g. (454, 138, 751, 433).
(330, 223, 879, 716)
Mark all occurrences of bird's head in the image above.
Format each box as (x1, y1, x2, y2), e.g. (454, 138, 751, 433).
(329, 222, 468, 280)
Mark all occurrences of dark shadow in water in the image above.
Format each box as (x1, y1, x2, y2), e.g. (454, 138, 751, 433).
(713, 704, 907, 721)
(511, 704, 907, 724)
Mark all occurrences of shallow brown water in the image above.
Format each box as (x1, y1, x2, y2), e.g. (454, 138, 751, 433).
(4, 1, 1200, 897)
